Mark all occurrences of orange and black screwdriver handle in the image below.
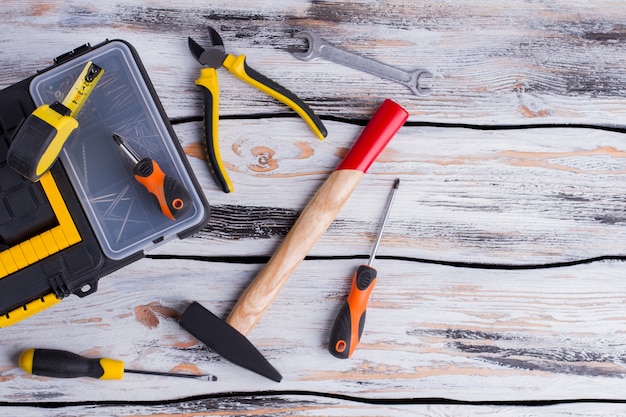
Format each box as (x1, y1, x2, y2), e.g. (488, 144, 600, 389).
(329, 264, 377, 359)
(133, 157, 191, 220)
(113, 133, 192, 220)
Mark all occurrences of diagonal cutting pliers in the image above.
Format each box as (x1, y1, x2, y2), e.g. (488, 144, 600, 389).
(188, 27, 328, 193)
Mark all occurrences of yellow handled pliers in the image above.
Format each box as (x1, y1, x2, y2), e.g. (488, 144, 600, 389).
(188, 27, 328, 193)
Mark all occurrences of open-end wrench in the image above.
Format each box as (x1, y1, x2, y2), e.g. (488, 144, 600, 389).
(293, 31, 434, 96)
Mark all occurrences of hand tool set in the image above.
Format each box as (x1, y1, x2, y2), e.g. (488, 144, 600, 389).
(1, 26, 419, 384)
(0, 40, 209, 328)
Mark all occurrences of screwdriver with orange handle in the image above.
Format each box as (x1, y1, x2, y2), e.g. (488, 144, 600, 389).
(329, 178, 400, 359)
(19, 348, 217, 381)
(113, 133, 192, 220)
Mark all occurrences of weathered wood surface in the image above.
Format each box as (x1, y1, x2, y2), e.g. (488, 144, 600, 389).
(3, 0, 626, 416)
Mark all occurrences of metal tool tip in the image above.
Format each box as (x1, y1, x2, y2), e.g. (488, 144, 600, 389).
(293, 31, 309, 39)
(291, 31, 316, 61)
(188, 36, 206, 61)
(393, 178, 400, 189)
(207, 26, 224, 47)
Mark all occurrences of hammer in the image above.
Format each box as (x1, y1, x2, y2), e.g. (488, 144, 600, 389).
(180, 99, 408, 380)
(227, 99, 408, 334)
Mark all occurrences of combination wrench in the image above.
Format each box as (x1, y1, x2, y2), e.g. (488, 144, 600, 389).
(292, 31, 434, 96)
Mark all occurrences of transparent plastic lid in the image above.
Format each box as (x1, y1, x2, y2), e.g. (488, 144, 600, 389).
(29, 41, 206, 260)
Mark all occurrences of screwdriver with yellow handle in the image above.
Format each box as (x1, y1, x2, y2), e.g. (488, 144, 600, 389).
(113, 133, 192, 221)
(19, 348, 217, 381)
(329, 178, 400, 359)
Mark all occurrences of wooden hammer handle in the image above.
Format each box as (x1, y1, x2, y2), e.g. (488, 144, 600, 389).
(227, 169, 364, 335)
(226, 99, 409, 336)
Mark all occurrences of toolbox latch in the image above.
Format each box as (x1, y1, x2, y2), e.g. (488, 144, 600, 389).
(48, 273, 72, 299)
(54, 44, 92, 65)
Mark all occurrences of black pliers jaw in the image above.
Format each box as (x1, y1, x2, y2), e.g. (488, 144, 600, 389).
(188, 27, 227, 68)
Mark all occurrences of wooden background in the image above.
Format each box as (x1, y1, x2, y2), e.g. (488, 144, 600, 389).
(3, 0, 626, 415)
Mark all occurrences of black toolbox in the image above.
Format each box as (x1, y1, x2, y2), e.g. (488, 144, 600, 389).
(0, 40, 210, 327)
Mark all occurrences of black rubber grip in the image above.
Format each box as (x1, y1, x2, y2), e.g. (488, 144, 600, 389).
(31, 349, 105, 379)
(243, 60, 327, 138)
(201, 88, 232, 193)
(7, 115, 57, 181)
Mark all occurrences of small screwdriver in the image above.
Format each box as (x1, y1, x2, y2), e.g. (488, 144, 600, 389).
(328, 178, 400, 359)
(19, 348, 217, 381)
(113, 133, 192, 220)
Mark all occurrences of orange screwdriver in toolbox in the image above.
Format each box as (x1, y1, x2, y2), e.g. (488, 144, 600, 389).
(329, 178, 400, 359)
(113, 133, 192, 220)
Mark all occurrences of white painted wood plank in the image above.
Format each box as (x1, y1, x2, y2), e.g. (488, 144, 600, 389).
(2, 1, 626, 124)
(162, 120, 626, 265)
(5, 399, 626, 417)
(2, 258, 626, 404)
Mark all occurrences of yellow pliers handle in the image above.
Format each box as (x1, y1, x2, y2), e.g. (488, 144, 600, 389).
(195, 67, 234, 193)
(223, 54, 328, 140)
(196, 54, 327, 193)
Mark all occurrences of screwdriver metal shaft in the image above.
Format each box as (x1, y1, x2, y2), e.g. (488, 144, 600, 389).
(125, 368, 217, 382)
(368, 178, 400, 266)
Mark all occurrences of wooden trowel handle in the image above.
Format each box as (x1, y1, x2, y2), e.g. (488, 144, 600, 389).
(226, 99, 409, 336)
